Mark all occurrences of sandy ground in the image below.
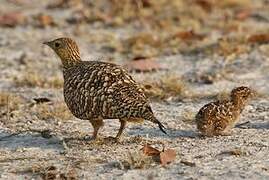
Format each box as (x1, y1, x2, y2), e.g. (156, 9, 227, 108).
(0, 0, 269, 179)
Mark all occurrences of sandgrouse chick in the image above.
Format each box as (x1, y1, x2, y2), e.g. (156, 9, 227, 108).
(44, 37, 166, 140)
(195, 86, 254, 136)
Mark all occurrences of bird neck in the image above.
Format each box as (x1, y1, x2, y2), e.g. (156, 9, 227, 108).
(61, 58, 81, 69)
(231, 96, 246, 112)
(62, 60, 80, 80)
(56, 48, 81, 69)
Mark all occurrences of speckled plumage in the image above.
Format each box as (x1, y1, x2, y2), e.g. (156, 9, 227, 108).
(195, 86, 254, 136)
(44, 37, 166, 140)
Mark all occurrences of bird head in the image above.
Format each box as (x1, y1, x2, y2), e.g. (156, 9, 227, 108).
(231, 86, 255, 106)
(43, 37, 81, 67)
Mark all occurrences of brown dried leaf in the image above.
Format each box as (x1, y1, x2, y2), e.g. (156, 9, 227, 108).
(0, 12, 26, 27)
(235, 9, 252, 20)
(47, 0, 80, 9)
(124, 57, 164, 72)
(216, 0, 251, 8)
(247, 34, 269, 44)
(132, 56, 149, 61)
(138, 0, 152, 8)
(160, 149, 176, 166)
(174, 30, 205, 41)
(142, 144, 160, 156)
(36, 14, 55, 28)
(195, 0, 213, 12)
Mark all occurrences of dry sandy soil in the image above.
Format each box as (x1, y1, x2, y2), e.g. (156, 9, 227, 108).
(0, 0, 268, 179)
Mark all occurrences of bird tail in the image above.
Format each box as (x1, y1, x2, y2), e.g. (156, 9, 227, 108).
(144, 113, 167, 134)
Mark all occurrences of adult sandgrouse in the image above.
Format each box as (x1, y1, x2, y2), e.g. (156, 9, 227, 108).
(195, 86, 254, 137)
(44, 37, 166, 140)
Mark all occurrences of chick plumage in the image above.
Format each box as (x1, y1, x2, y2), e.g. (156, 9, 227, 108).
(44, 37, 166, 140)
(195, 86, 254, 136)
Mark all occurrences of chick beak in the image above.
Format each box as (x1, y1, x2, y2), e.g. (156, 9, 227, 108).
(251, 90, 257, 98)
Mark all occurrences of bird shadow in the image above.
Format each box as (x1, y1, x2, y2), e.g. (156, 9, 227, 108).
(127, 126, 199, 139)
(0, 130, 64, 150)
(235, 121, 269, 130)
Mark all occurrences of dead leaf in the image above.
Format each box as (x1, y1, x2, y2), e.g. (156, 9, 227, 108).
(124, 57, 165, 72)
(132, 56, 149, 61)
(0, 12, 26, 27)
(36, 14, 55, 28)
(247, 34, 269, 44)
(195, 0, 213, 12)
(47, 0, 80, 9)
(160, 149, 176, 166)
(235, 9, 252, 20)
(216, 0, 251, 8)
(137, 0, 152, 8)
(141, 144, 160, 156)
(174, 30, 205, 41)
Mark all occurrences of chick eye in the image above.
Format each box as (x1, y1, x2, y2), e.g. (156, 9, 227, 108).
(55, 42, 60, 48)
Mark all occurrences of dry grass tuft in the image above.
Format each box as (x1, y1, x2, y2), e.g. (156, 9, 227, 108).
(25, 165, 78, 180)
(181, 110, 196, 124)
(0, 92, 24, 119)
(0, 92, 10, 107)
(142, 75, 222, 101)
(160, 75, 187, 96)
(14, 71, 63, 89)
(122, 151, 154, 169)
(32, 101, 73, 121)
(143, 75, 188, 100)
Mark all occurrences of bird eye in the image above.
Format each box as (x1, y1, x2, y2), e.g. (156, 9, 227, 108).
(55, 42, 60, 48)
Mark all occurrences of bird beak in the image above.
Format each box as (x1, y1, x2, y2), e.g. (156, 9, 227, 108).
(251, 90, 257, 98)
(43, 41, 50, 46)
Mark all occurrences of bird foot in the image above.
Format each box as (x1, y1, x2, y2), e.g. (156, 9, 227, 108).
(217, 131, 232, 136)
(198, 134, 208, 138)
(104, 136, 120, 143)
(83, 135, 100, 142)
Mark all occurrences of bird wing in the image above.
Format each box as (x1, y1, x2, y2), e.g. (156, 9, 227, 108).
(106, 65, 150, 117)
(77, 61, 149, 118)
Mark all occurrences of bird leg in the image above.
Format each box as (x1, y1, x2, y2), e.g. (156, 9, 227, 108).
(89, 118, 104, 140)
(105, 119, 127, 142)
(115, 119, 127, 140)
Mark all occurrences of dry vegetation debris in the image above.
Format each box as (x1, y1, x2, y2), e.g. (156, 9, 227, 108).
(142, 144, 176, 166)
(13, 70, 63, 89)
